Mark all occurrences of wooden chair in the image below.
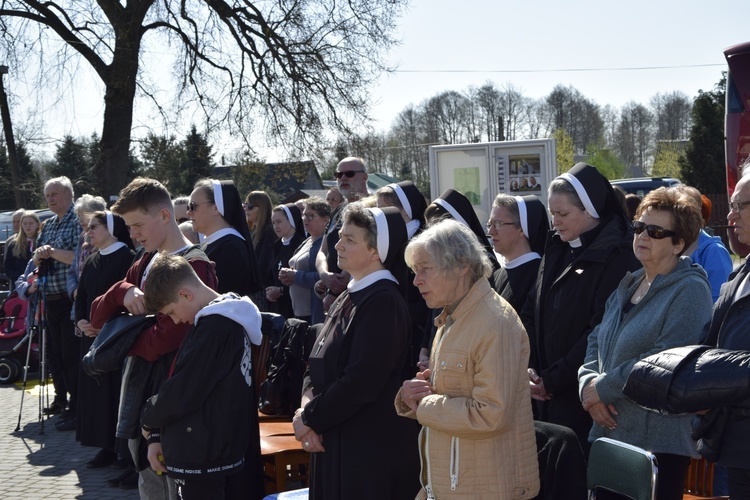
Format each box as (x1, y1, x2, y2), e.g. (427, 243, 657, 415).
(260, 435, 310, 495)
(683, 458, 729, 499)
(587, 438, 657, 500)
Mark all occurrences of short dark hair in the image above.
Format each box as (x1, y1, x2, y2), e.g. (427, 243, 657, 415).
(342, 202, 377, 250)
(112, 178, 173, 216)
(635, 187, 702, 254)
(303, 196, 331, 218)
(143, 252, 201, 313)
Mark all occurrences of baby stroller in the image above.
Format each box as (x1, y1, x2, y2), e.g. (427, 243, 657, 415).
(0, 290, 37, 383)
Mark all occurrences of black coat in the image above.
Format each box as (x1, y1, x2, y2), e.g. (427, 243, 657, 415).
(203, 233, 262, 296)
(141, 313, 262, 488)
(302, 278, 421, 500)
(492, 258, 541, 314)
(74, 246, 134, 448)
(698, 260, 750, 467)
(522, 215, 640, 445)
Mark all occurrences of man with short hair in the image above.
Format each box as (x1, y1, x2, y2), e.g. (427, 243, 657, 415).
(315, 157, 369, 309)
(701, 161, 750, 498)
(33, 177, 80, 420)
(90, 178, 218, 500)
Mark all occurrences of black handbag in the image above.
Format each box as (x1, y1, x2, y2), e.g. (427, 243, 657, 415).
(82, 314, 157, 377)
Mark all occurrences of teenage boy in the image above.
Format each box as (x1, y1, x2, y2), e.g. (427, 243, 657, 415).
(90, 178, 218, 500)
(140, 252, 263, 500)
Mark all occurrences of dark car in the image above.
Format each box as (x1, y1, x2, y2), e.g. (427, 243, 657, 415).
(610, 177, 682, 197)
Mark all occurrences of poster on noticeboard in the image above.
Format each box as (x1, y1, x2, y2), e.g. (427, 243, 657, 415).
(429, 139, 557, 223)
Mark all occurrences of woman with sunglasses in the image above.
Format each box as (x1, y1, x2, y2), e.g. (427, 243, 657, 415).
(524, 163, 640, 458)
(578, 187, 712, 500)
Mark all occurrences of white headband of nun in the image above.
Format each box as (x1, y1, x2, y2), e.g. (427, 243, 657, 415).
(433, 198, 468, 227)
(105, 211, 115, 236)
(558, 172, 600, 219)
(212, 180, 225, 217)
(367, 207, 389, 265)
(387, 183, 412, 220)
(513, 196, 529, 239)
(281, 205, 296, 229)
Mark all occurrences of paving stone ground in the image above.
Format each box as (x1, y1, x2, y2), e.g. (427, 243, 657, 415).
(0, 375, 138, 500)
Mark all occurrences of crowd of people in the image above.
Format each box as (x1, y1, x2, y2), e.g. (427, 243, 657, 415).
(6, 153, 750, 499)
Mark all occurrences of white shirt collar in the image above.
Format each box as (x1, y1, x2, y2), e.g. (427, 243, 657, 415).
(203, 227, 244, 245)
(504, 252, 541, 269)
(406, 219, 421, 239)
(100, 241, 127, 255)
(348, 269, 398, 292)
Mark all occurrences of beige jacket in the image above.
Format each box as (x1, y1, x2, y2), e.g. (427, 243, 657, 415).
(396, 279, 539, 499)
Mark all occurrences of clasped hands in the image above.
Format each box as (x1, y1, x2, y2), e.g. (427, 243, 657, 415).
(401, 368, 434, 412)
(581, 379, 618, 431)
(292, 408, 325, 453)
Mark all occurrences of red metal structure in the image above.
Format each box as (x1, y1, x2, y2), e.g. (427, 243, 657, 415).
(725, 41, 750, 255)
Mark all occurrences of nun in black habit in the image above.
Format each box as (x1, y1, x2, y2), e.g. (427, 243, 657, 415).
(489, 194, 550, 313)
(75, 211, 135, 464)
(265, 203, 306, 319)
(521, 162, 640, 455)
(292, 204, 421, 500)
(189, 179, 263, 296)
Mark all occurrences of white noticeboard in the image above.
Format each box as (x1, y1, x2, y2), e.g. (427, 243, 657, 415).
(429, 139, 556, 224)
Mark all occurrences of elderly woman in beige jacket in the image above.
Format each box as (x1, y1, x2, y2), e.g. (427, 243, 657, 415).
(395, 219, 539, 499)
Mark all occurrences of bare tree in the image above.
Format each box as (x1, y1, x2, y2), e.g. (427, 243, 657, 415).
(498, 83, 527, 142)
(616, 102, 654, 173)
(650, 91, 692, 141)
(475, 82, 502, 142)
(0, 0, 406, 197)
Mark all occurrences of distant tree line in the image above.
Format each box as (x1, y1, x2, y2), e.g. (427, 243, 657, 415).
(318, 76, 726, 196)
(0, 75, 728, 210)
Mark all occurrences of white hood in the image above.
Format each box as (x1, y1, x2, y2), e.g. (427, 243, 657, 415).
(194, 293, 263, 346)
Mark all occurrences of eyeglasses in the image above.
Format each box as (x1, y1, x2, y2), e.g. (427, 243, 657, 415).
(187, 201, 212, 212)
(303, 213, 318, 221)
(242, 203, 255, 211)
(334, 170, 365, 179)
(632, 221, 676, 239)
(729, 199, 750, 213)
(485, 220, 517, 231)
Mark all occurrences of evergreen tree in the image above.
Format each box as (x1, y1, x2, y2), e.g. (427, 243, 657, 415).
(679, 76, 726, 194)
(51, 135, 92, 194)
(139, 133, 183, 194)
(178, 126, 214, 195)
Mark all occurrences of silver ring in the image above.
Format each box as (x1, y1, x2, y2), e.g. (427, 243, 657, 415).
(304, 441, 309, 447)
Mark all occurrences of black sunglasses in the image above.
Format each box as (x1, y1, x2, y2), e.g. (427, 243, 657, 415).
(632, 221, 676, 239)
(187, 201, 212, 212)
(334, 170, 365, 179)
(242, 203, 255, 211)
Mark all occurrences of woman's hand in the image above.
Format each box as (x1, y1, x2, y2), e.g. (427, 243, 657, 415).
(278, 268, 296, 286)
(293, 407, 325, 453)
(401, 369, 434, 412)
(528, 368, 552, 401)
(588, 402, 618, 430)
(581, 380, 618, 430)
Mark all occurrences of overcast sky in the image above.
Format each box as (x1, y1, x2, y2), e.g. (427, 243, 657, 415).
(4, 0, 749, 161)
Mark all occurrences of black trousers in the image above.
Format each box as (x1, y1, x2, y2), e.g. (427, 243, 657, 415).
(46, 296, 80, 411)
(728, 467, 750, 500)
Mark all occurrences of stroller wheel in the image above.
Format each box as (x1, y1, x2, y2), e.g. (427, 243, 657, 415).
(0, 357, 20, 384)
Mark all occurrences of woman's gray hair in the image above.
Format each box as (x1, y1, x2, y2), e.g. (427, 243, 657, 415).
(548, 177, 585, 211)
(405, 219, 491, 283)
(74, 194, 107, 215)
(492, 194, 521, 226)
